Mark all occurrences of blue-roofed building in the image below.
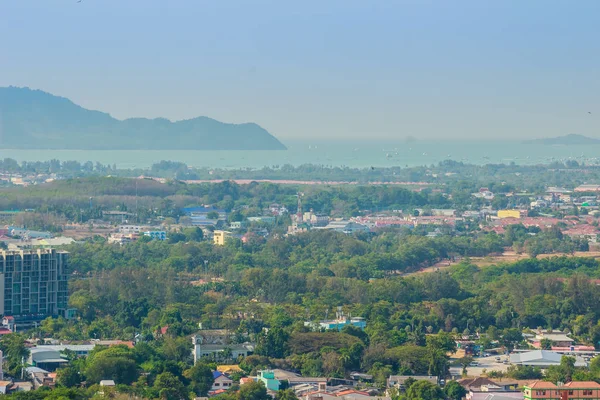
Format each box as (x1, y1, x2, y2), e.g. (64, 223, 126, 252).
(304, 308, 367, 331)
(304, 317, 367, 331)
(182, 207, 227, 227)
(144, 231, 167, 241)
(211, 371, 233, 392)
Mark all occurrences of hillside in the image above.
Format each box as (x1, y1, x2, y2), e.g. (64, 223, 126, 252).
(523, 134, 600, 145)
(0, 87, 286, 150)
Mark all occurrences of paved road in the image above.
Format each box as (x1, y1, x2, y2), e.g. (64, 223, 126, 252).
(449, 355, 511, 377)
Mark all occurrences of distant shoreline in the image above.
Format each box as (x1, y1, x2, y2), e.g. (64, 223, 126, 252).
(176, 178, 434, 186)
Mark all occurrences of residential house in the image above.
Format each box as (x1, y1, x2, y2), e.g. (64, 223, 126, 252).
(574, 185, 600, 193)
(387, 376, 438, 391)
(562, 225, 599, 243)
(211, 371, 233, 392)
(258, 370, 280, 391)
(460, 377, 519, 398)
(523, 381, 600, 400)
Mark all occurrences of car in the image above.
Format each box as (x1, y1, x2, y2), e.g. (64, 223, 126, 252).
(483, 353, 491, 357)
(469, 361, 480, 366)
(495, 356, 501, 361)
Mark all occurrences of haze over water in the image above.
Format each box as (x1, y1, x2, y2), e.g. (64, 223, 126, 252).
(0, 141, 598, 170)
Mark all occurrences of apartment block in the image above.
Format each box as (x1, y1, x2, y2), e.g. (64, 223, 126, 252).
(0, 249, 69, 327)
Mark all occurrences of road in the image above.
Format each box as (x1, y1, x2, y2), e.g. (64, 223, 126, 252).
(449, 355, 511, 377)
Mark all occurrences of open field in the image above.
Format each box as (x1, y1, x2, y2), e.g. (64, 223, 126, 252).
(406, 251, 600, 276)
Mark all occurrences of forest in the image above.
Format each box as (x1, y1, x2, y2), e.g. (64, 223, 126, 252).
(0, 229, 597, 400)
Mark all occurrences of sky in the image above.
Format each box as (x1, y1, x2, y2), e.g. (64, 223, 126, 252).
(1, 0, 599, 141)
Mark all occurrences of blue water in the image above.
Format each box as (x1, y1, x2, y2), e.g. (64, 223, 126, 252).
(0, 140, 597, 169)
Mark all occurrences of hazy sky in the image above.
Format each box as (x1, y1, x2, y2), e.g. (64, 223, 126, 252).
(1, 0, 599, 141)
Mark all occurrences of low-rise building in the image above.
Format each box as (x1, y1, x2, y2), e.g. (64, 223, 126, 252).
(305, 308, 366, 331)
(118, 225, 143, 234)
(524, 381, 600, 400)
(144, 231, 167, 241)
(316, 221, 370, 234)
(258, 370, 280, 391)
(213, 230, 232, 245)
(191, 334, 254, 363)
(529, 330, 575, 348)
(497, 210, 522, 219)
(387, 375, 438, 390)
(509, 350, 586, 368)
(108, 233, 138, 245)
(211, 371, 233, 392)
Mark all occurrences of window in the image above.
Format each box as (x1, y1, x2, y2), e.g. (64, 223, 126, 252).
(584, 390, 593, 396)
(569, 391, 574, 395)
(214, 383, 220, 387)
(536, 391, 547, 396)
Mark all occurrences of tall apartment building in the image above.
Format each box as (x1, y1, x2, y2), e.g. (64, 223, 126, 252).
(0, 249, 69, 327)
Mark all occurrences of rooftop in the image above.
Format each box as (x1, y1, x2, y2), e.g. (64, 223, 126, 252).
(526, 381, 558, 389)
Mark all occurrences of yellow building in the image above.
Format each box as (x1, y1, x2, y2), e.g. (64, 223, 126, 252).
(497, 209, 521, 219)
(217, 365, 243, 374)
(213, 230, 232, 246)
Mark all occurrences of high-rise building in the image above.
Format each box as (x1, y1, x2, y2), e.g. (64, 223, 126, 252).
(0, 249, 69, 327)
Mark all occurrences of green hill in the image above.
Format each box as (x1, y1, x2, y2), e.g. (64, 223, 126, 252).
(0, 87, 286, 150)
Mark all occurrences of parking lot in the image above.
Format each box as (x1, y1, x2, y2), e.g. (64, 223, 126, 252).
(449, 355, 512, 377)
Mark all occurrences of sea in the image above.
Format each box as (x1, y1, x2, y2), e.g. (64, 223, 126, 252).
(0, 140, 599, 170)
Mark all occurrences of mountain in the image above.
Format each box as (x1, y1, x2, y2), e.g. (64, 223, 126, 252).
(523, 134, 600, 145)
(0, 87, 286, 150)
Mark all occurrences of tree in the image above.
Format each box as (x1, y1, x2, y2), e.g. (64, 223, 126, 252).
(56, 367, 82, 388)
(459, 357, 473, 377)
(406, 380, 444, 400)
(590, 355, 600, 374)
(0, 334, 29, 377)
(444, 381, 467, 400)
(238, 381, 269, 400)
(540, 338, 553, 350)
(85, 348, 139, 385)
(154, 371, 189, 400)
(545, 356, 576, 383)
(275, 389, 299, 400)
(184, 363, 215, 397)
(255, 327, 289, 359)
(183, 227, 204, 241)
(501, 328, 523, 350)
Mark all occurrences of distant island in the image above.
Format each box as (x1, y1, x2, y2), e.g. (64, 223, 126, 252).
(0, 87, 286, 150)
(523, 134, 600, 145)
